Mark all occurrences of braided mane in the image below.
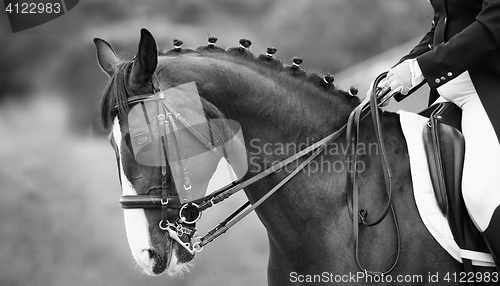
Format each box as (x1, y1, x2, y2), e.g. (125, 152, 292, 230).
(99, 39, 361, 130)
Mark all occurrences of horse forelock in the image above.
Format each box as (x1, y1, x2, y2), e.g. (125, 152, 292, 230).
(99, 61, 136, 130)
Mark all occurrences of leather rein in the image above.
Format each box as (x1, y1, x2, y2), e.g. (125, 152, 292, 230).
(118, 72, 401, 272)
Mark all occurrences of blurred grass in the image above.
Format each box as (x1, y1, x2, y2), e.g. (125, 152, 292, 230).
(0, 96, 268, 286)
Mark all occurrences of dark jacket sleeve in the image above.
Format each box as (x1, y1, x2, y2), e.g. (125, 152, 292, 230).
(417, 0, 500, 89)
(397, 16, 437, 65)
(393, 16, 436, 101)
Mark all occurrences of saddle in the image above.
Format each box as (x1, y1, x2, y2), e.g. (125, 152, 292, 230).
(418, 102, 491, 270)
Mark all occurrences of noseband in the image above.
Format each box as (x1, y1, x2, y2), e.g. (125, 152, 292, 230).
(117, 72, 398, 266)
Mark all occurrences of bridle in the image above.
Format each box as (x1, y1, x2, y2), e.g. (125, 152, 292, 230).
(117, 71, 401, 274)
(119, 73, 231, 254)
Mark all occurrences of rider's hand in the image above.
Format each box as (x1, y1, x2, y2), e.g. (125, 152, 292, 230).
(385, 60, 412, 95)
(366, 77, 390, 107)
(384, 59, 425, 96)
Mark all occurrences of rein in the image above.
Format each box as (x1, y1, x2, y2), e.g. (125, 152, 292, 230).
(118, 72, 401, 270)
(346, 72, 401, 275)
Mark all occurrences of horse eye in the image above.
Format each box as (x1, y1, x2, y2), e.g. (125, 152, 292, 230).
(136, 136, 149, 146)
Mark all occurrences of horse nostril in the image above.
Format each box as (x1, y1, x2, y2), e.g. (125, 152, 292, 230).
(147, 249, 167, 274)
(147, 249, 160, 260)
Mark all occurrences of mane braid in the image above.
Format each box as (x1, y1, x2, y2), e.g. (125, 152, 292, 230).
(99, 61, 134, 129)
(182, 46, 361, 105)
(186, 49, 360, 106)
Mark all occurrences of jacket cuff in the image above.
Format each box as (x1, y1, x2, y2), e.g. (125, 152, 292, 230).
(409, 58, 425, 87)
(417, 51, 455, 89)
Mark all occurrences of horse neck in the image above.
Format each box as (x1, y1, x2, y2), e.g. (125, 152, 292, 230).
(168, 54, 359, 202)
(161, 56, 417, 272)
(160, 53, 361, 222)
(201, 62, 355, 152)
(159, 55, 355, 146)
(235, 89, 351, 145)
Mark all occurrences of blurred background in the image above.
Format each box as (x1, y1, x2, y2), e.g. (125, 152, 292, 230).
(0, 1, 432, 285)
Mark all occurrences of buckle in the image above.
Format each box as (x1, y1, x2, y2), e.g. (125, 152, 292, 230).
(208, 197, 216, 207)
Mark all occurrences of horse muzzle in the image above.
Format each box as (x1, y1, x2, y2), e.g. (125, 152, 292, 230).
(120, 195, 204, 255)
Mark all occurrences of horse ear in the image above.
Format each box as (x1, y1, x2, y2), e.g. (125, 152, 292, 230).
(93, 38, 119, 77)
(131, 28, 158, 84)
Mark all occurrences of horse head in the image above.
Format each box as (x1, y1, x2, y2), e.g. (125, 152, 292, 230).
(94, 28, 360, 276)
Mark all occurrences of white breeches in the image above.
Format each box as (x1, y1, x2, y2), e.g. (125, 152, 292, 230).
(435, 71, 500, 231)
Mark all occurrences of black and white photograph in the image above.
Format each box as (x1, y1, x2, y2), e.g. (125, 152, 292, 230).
(1, 0, 499, 285)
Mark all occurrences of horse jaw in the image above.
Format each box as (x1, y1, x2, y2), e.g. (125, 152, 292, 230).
(111, 117, 188, 276)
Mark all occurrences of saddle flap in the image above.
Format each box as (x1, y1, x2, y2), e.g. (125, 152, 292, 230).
(421, 102, 489, 257)
(423, 120, 464, 217)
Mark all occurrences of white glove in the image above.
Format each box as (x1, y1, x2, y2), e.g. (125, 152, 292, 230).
(384, 59, 424, 95)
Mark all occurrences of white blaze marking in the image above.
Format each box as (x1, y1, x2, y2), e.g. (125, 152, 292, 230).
(112, 117, 153, 271)
(112, 117, 189, 276)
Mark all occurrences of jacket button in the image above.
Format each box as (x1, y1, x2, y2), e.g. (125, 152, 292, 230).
(441, 76, 446, 81)
(435, 78, 441, 83)
(447, 72, 452, 76)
